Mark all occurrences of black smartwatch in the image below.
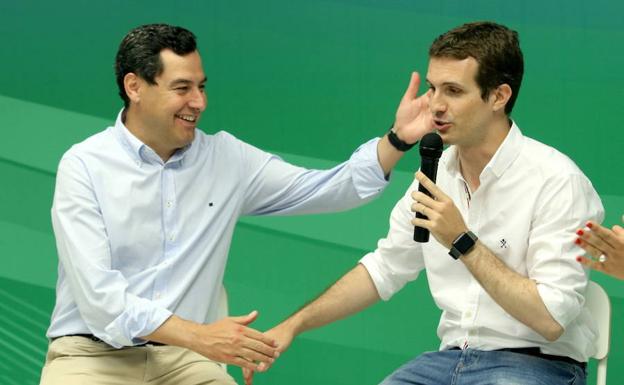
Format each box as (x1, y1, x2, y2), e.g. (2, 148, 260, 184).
(449, 231, 478, 259)
(387, 126, 417, 152)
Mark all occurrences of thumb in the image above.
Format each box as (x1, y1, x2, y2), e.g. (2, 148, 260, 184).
(401, 72, 421, 103)
(230, 310, 259, 326)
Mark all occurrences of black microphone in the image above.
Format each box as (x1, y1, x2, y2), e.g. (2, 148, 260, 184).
(413, 132, 443, 243)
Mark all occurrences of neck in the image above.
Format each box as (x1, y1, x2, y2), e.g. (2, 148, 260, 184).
(124, 107, 175, 162)
(457, 118, 511, 191)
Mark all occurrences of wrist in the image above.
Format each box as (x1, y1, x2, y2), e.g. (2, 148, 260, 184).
(387, 125, 417, 152)
(283, 314, 305, 337)
(449, 230, 478, 260)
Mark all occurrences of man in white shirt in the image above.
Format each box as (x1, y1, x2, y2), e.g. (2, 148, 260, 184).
(40, 24, 434, 385)
(246, 21, 603, 385)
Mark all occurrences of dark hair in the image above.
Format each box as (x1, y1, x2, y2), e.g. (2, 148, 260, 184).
(429, 21, 524, 115)
(115, 24, 197, 107)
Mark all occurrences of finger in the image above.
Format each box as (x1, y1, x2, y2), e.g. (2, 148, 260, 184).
(230, 310, 259, 326)
(411, 190, 439, 208)
(576, 255, 606, 274)
(242, 334, 279, 357)
(243, 327, 278, 349)
(401, 72, 421, 103)
(415, 171, 448, 201)
(231, 356, 262, 372)
(411, 202, 438, 221)
(577, 228, 612, 256)
(412, 218, 430, 229)
(585, 222, 618, 249)
(575, 237, 602, 258)
(589, 221, 624, 245)
(238, 347, 275, 367)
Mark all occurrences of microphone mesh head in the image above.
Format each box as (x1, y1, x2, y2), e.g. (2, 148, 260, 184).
(419, 132, 443, 158)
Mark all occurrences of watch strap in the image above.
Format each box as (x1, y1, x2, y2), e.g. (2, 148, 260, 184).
(387, 126, 417, 152)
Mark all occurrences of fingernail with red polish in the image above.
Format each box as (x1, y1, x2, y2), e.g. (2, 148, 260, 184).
(576, 256, 582, 262)
(586, 222, 593, 228)
(576, 229, 584, 236)
(575, 238, 582, 245)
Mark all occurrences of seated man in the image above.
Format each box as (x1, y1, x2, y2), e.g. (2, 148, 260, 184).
(247, 21, 603, 385)
(39, 23, 432, 385)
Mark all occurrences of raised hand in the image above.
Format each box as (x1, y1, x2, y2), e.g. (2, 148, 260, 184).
(393, 72, 434, 144)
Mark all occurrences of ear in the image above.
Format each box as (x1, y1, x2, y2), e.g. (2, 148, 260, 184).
(124, 73, 142, 104)
(490, 83, 512, 113)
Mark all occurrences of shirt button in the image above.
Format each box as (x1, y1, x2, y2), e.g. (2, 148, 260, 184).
(169, 235, 175, 242)
(155, 292, 161, 299)
(166, 201, 173, 208)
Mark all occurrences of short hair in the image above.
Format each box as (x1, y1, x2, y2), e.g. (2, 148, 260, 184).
(429, 21, 524, 115)
(114, 24, 197, 107)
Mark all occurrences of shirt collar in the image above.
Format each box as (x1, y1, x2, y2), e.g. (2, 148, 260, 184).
(112, 108, 193, 166)
(443, 120, 524, 180)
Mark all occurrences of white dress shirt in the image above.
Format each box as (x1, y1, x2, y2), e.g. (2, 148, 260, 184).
(47, 111, 388, 347)
(360, 122, 604, 362)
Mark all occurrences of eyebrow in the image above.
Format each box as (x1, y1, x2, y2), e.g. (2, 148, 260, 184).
(426, 80, 464, 88)
(169, 77, 207, 87)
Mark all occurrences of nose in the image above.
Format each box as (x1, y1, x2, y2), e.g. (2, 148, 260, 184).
(429, 90, 446, 116)
(188, 87, 207, 112)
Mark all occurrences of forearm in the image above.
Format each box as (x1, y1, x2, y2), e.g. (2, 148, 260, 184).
(461, 242, 563, 341)
(284, 264, 380, 336)
(141, 314, 198, 348)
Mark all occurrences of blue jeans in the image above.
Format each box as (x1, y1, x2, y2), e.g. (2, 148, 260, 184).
(380, 348, 586, 385)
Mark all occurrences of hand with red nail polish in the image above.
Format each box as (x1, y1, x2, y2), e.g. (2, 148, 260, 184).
(576, 219, 624, 280)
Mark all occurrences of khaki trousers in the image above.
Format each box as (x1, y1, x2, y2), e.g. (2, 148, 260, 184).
(39, 336, 237, 385)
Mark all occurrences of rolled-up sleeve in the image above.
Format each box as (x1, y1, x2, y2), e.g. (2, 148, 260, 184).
(528, 173, 604, 329)
(52, 155, 171, 347)
(360, 181, 425, 300)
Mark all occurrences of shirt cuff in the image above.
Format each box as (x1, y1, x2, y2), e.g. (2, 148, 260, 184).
(535, 282, 582, 329)
(102, 302, 173, 347)
(360, 252, 399, 301)
(349, 137, 388, 199)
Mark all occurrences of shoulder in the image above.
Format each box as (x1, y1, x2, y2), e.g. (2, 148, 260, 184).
(518, 136, 587, 181)
(62, 127, 116, 160)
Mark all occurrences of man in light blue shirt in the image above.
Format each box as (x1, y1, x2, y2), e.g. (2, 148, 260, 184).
(40, 23, 432, 384)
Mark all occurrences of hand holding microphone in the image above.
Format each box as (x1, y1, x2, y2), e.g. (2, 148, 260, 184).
(413, 133, 443, 242)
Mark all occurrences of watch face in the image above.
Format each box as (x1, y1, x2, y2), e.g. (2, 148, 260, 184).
(453, 231, 477, 255)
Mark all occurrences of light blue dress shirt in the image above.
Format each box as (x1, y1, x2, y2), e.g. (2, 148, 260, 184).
(47, 111, 388, 347)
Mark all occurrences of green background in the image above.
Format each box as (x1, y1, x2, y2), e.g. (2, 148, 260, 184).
(0, 1, 622, 384)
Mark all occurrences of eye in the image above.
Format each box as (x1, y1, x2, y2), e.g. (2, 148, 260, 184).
(174, 86, 190, 93)
(447, 87, 462, 95)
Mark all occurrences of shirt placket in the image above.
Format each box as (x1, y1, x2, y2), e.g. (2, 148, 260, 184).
(153, 163, 178, 302)
(459, 178, 481, 348)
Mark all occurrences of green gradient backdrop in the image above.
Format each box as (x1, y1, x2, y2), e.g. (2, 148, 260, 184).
(1, 1, 622, 384)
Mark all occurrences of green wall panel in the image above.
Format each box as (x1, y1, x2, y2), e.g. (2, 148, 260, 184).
(1, 1, 622, 384)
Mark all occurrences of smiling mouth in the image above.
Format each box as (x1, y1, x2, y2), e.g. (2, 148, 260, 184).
(175, 114, 198, 123)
